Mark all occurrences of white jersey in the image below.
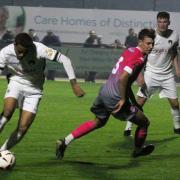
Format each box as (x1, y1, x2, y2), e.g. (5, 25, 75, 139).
(0, 42, 74, 89)
(146, 30, 179, 76)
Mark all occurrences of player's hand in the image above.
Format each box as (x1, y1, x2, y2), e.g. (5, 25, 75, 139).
(176, 69, 180, 77)
(72, 83, 86, 97)
(112, 99, 125, 114)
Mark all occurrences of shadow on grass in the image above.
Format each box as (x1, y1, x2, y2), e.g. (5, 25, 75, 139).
(64, 158, 139, 170)
(146, 136, 179, 145)
(14, 158, 139, 179)
(110, 135, 179, 151)
(110, 136, 134, 150)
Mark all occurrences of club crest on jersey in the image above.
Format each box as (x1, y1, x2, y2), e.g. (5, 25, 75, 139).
(128, 48, 135, 52)
(168, 40, 172, 45)
(45, 48, 55, 58)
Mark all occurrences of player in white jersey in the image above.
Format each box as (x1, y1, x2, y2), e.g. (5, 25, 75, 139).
(0, 33, 85, 151)
(124, 11, 180, 136)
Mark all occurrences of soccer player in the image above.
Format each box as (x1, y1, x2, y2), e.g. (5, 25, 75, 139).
(0, 33, 85, 151)
(56, 28, 155, 159)
(124, 11, 180, 136)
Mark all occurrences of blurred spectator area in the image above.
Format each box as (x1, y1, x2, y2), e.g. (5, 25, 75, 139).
(44, 45, 123, 80)
(1, 0, 180, 12)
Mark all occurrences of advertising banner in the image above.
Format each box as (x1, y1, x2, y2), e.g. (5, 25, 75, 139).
(4, 6, 180, 44)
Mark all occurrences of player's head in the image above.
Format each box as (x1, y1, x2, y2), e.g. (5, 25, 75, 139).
(0, 7, 9, 30)
(138, 28, 155, 54)
(89, 30, 97, 39)
(14, 33, 34, 60)
(156, 11, 170, 32)
(128, 28, 134, 35)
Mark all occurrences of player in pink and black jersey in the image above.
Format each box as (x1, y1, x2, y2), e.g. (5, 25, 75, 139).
(56, 28, 155, 159)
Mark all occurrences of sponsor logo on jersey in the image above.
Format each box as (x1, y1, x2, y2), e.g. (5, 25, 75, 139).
(168, 40, 172, 45)
(128, 48, 135, 52)
(45, 48, 54, 58)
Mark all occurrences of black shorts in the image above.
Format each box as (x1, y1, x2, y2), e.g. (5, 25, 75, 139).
(90, 94, 138, 123)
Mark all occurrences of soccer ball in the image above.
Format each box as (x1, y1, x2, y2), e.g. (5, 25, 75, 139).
(0, 150, 16, 170)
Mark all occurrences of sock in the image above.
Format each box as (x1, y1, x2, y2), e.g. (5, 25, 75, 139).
(125, 121, 133, 131)
(171, 109, 180, 129)
(0, 139, 8, 151)
(71, 120, 97, 139)
(0, 131, 22, 151)
(135, 127, 147, 149)
(0, 116, 8, 132)
(64, 120, 97, 146)
(64, 134, 74, 145)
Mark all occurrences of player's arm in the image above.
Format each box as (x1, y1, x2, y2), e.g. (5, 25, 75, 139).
(112, 70, 129, 113)
(55, 53, 85, 97)
(171, 42, 180, 77)
(173, 55, 180, 75)
(40, 43, 85, 97)
(172, 53, 180, 77)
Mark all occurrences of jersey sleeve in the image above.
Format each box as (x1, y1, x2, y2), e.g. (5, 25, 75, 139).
(122, 49, 142, 74)
(36, 42, 58, 60)
(35, 42, 76, 80)
(0, 46, 10, 69)
(171, 32, 179, 56)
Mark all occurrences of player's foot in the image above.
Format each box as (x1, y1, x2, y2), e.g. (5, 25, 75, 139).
(124, 130, 131, 136)
(56, 139, 67, 160)
(132, 144, 155, 158)
(174, 128, 180, 134)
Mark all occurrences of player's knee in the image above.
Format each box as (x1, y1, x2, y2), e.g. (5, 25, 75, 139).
(171, 104, 179, 110)
(169, 99, 179, 109)
(3, 106, 16, 119)
(96, 118, 107, 128)
(137, 97, 146, 107)
(2, 110, 13, 120)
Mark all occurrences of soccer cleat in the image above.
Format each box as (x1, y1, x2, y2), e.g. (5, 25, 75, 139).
(56, 139, 67, 160)
(124, 130, 131, 136)
(174, 128, 180, 134)
(132, 144, 155, 158)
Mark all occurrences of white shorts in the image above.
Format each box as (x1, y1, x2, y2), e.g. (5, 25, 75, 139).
(4, 80, 43, 113)
(137, 71, 178, 99)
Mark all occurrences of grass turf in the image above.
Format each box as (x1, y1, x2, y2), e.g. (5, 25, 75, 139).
(0, 79, 180, 180)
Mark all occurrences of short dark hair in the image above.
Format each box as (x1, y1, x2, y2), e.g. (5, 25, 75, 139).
(157, 11, 170, 20)
(138, 28, 155, 41)
(15, 33, 34, 48)
(29, 29, 35, 32)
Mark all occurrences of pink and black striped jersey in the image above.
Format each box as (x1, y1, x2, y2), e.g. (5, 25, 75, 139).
(101, 47, 146, 99)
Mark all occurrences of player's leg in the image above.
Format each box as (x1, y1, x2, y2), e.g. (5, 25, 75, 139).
(0, 91, 41, 151)
(168, 98, 180, 134)
(124, 72, 156, 137)
(0, 110, 36, 150)
(0, 97, 17, 132)
(124, 91, 147, 136)
(129, 109, 154, 157)
(56, 117, 108, 159)
(160, 76, 180, 134)
(56, 96, 110, 159)
(0, 80, 22, 132)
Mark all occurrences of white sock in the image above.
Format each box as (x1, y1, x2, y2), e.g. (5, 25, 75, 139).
(64, 134, 74, 145)
(171, 109, 180, 129)
(125, 121, 133, 130)
(0, 139, 8, 151)
(0, 116, 8, 130)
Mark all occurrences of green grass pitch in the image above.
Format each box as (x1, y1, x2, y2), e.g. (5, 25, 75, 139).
(0, 79, 180, 179)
